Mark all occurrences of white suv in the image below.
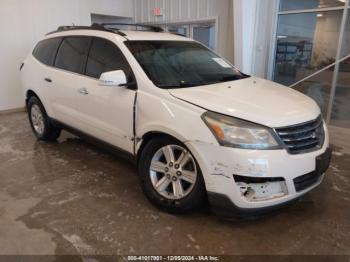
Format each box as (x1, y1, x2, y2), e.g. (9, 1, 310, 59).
(20, 24, 331, 217)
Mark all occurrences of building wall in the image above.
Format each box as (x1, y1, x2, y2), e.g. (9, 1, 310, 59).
(133, 0, 234, 63)
(91, 14, 133, 24)
(0, 0, 133, 111)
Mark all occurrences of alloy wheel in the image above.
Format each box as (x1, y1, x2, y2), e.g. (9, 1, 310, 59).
(30, 104, 45, 135)
(149, 145, 198, 200)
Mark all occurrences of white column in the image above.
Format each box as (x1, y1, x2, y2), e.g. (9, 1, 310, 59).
(233, 0, 278, 78)
(233, 0, 258, 74)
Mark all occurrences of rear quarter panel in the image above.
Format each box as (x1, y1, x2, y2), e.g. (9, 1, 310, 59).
(20, 54, 55, 117)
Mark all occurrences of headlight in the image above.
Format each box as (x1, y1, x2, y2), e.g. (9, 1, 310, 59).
(202, 111, 282, 149)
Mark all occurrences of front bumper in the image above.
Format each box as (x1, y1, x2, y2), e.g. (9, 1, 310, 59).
(185, 128, 330, 215)
(207, 191, 302, 218)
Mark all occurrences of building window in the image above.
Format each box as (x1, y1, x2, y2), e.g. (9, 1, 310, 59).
(272, 1, 350, 128)
(164, 23, 216, 51)
(279, 0, 345, 12)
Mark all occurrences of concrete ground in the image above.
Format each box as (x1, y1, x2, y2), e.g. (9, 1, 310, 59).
(0, 112, 349, 257)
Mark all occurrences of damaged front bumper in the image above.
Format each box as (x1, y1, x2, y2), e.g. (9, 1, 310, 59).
(185, 134, 330, 217)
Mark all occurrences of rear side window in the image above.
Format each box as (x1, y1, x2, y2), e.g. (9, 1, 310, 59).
(55, 37, 91, 74)
(86, 37, 133, 80)
(32, 38, 62, 66)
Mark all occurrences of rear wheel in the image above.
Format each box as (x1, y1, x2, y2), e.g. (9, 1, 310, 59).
(27, 96, 61, 141)
(138, 137, 206, 214)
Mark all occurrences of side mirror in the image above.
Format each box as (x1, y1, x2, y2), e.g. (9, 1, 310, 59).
(99, 70, 127, 87)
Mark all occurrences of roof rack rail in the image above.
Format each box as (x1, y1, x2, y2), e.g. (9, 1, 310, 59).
(58, 24, 104, 31)
(46, 24, 118, 36)
(46, 23, 164, 36)
(169, 32, 186, 37)
(97, 23, 164, 32)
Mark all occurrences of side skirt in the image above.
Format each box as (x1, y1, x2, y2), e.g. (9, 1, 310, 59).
(50, 118, 136, 165)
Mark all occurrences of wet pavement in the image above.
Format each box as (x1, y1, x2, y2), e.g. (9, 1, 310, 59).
(0, 112, 349, 256)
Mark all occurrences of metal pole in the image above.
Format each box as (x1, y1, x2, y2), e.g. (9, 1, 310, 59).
(289, 54, 350, 88)
(326, 1, 349, 123)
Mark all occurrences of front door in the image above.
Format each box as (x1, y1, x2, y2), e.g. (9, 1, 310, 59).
(73, 37, 136, 153)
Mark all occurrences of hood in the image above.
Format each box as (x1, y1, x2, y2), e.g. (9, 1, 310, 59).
(168, 77, 321, 127)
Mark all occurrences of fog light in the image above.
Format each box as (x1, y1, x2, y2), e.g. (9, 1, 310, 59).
(234, 175, 288, 202)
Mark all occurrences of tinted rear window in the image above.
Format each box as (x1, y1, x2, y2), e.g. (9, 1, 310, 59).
(55, 37, 91, 74)
(32, 38, 62, 66)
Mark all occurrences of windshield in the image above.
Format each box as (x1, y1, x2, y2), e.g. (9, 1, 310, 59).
(125, 41, 249, 88)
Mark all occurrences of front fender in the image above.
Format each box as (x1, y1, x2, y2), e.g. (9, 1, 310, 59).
(136, 91, 217, 143)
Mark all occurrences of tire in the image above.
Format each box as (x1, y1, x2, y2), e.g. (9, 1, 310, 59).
(27, 96, 61, 141)
(138, 136, 206, 214)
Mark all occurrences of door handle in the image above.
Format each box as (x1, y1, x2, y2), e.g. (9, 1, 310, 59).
(77, 88, 89, 95)
(44, 78, 52, 83)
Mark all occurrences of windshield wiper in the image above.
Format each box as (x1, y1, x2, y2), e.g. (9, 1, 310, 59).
(157, 83, 181, 88)
(157, 76, 248, 88)
(157, 81, 207, 88)
(219, 75, 246, 82)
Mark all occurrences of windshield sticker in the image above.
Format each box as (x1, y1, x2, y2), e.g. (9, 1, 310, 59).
(212, 58, 232, 68)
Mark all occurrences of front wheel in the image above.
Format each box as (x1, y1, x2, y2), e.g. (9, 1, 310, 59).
(138, 137, 206, 214)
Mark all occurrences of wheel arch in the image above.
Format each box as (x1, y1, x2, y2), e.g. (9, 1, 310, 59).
(136, 131, 185, 167)
(25, 90, 40, 105)
(25, 89, 54, 118)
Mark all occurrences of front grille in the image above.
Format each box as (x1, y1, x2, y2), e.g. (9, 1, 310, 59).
(275, 116, 325, 154)
(293, 171, 322, 192)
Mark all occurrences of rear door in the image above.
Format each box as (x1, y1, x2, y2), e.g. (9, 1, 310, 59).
(50, 36, 92, 127)
(74, 37, 136, 153)
(28, 37, 63, 117)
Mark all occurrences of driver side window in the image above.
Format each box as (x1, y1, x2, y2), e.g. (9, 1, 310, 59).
(86, 37, 134, 82)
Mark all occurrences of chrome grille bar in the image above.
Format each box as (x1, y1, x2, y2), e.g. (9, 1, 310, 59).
(275, 116, 325, 154)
